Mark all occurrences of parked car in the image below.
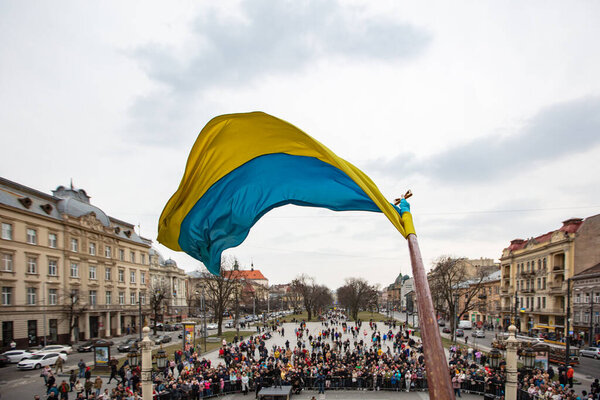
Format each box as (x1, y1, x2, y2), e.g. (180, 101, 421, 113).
(442, 327, 451, 334)
(438, 320, 446, 327)
(152, 335, 172, 345)
(1, 350, 34, 363)
(206, 323, 218, 330)
(580, 347, 600, 359)
(225, 321, 234, 328)
(77, 339, 114, 352)
(472, 330, 485, 338)
(39, 345, 72, 354)
(456, 329, 465, 337)
(17, 352, 67, 370)
(0, 354, 9, 367)
(117, 338, 141, 353)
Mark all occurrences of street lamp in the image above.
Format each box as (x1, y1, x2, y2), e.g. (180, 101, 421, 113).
(522, 347, 536, 370)
(127, 350, 139, 367)
(156, 348, 167, 370)
(488, 348, 502, 369)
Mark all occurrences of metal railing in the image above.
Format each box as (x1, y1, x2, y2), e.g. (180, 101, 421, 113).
(151, 374, 505, 399)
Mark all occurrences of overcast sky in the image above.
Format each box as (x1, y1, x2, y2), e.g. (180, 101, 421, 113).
(2, 0, 599, 289)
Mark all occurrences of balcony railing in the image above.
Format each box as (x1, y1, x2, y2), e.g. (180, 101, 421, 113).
(521, 288, 535, 294)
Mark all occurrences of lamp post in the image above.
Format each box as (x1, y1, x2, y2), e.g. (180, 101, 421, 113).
(488, 348, 502, 370)
(156, 347, 167, 371)
(140, 326, 152, 400)
(565, 278, 571, 367)
(522, 347, 536, 370)
(505, 325, 519, 400)
(127, 349, 140, 368)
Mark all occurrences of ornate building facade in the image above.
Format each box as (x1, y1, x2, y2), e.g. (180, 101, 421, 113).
(499, 216, 600, 337)
(0, 178, 151, 348)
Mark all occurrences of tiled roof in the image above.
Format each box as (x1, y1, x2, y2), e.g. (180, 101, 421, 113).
(573, 262, 600, 279)
(224, 269, 267, 280)
(505, 217, 585, 252)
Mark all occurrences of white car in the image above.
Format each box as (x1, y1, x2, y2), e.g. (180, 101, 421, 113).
(1, 350, 34, 363)
(17, 352, 67, 370)
(580, 347, 600, 359)
(206, 323, 218, 330)
(40, 345, 73, 354)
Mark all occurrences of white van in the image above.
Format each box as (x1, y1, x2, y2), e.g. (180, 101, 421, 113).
(458, 320, 473, 330)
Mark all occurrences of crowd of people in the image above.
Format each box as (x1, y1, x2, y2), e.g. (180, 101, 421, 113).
(36, 311, 600, 400)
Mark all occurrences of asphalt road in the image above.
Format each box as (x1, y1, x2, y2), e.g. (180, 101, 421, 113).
(389, 311, 600, 383)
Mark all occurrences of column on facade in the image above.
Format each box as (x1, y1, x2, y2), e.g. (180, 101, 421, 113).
(84, 313, 90, 340)
(116, 311, 122, 336)
(105, 311, 111, 338)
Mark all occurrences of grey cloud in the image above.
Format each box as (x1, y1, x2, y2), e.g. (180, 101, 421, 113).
(369, 96, 600, 183)
(128, 0, 430, 144)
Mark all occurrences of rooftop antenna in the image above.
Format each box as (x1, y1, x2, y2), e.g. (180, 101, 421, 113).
(70, 178, 74, 190)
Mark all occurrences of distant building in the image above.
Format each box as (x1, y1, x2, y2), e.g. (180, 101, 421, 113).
(571, 263, 600, 345)
(149, 248, 188, 322)
(0, 177, 151, 348)
(499, 215, 600, 337)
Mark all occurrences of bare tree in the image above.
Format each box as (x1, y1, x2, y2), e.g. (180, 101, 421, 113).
(428, 256, 487, 335)
(197, 259, 239, 335)
(336, 278, 379, 320)
(312, 285, 333, 317)
(287, 286, 303, 313)
(291, 275, 317, 321)
(60, 288, 87, 343)
(149, 279, 171, 335)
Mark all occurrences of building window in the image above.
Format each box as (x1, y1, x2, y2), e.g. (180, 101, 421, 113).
(89, 242, 96, 256)
(141, 254, 146, 265)
(118, 269, 124, 282)
(537, 278, 541, 289)
(575, 293, 581, 303)
(130, 292, 136, 305)
(48, 233, 57, 248)
(27, 257, 37, 274)
(70, 263, 79, 278)
(119, 291, 125, 305)
(27, 287, 36, 305)
(105, 246, 111, 258)
(543, 258, 547, 269)
(105, 267, 111, 281)
(89, 265, 96, 280)
(130, 271, 136, 283)
(140, 293, 146, 305)
(48, 289, 57, 305)
(2, 321, 14, 347)
(542, 277, 546, 290)
(1, 287, 12, 305)
(119, 249, 124, 261)
(1, 223, 13, 240)
(1, 253, 13, 272)
(26, 228, 37, 245)
(105, 291, 112, 305)
(574, 311, 580, 322)
(89, 290, 97, 306)
(141, 272, 145, 285)
(71, 238, 78, 252)
(48, 259, 57, 276)
(542, 297, 546, 308)
(130, 251, 135, 263)
(583, 313, 590, 323)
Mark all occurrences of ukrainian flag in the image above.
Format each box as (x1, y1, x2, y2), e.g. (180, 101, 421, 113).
(158, 112, 414, 275)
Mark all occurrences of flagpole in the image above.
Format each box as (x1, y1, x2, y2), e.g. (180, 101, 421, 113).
(398, 192, 455, 400)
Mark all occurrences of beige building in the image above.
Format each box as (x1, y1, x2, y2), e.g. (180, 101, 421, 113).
(0, 178, 151, 348)
(499, 216, 600, 337)
(149, 248, 189, 322)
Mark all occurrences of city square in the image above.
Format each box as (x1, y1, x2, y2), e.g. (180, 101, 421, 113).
(2, 1, 600, 400)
